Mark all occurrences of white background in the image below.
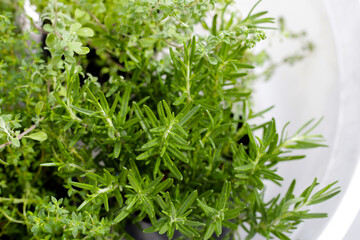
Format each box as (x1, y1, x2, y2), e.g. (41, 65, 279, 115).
(233, 0, 360, 239)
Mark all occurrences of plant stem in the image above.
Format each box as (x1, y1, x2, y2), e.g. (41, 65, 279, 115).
(0, 209, 25, 224)
(0, 197, 36, 204)
(186, 58, 192, 102)
(0, 116, 45, 149)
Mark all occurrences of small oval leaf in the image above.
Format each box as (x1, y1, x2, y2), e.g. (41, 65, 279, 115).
(35, 101, 44, 116)
(26, 132, 48, 142)
(77, 27, 94, 37)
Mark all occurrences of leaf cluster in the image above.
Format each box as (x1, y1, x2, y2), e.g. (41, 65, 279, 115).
(0, 1, 339, 239)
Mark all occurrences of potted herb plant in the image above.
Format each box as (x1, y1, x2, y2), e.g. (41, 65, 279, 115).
(0, 0, 340, 239)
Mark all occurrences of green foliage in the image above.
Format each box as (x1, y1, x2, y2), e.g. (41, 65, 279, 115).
(0, 0, 339, 239)
(28, 196, 112, 239)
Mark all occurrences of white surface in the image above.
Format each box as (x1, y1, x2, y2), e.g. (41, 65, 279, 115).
(319, 160, 360, 240)
(234, 0, 360, 239)
(316, 0, 360, 239)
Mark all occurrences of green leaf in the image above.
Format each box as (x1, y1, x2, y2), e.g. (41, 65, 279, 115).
(74, 8, 87, 19)
(272, 230, 291, 240)
(169, 47, 180, 69)
(68, 40, 89, 55)
(237, 63, 255, 69)
(224, 207, 244, 220)
(177, 105, 201, 126)
(285, 140, 327, 149)
(184, 220, 205, 227)
(283, 197, 304, 211)
(25, 132, 48, 142)
(77, 27, 94, 37)
(104, 15, 115, 29)
(77, 198, 92, 211)
(167, 144, 189, 163)
(126, 49, 139, 63)
(68, 41, 82, 53)
(301, 212, 328, 219)
(214, 220, 222, 236)
(31, 224, 39, 235)
(177, 224, 200, 237)
(133, 101, 152, 140)
(129, 159, 142, 183)
(45, 33, 57, 48)
(204, 223, 215, 240)
(141, 138, 160, 149)
(229, 72, 247, 78)
(162, 100, 173, 121)
(40, 163, 59, 167)
(139, 37, 157, 48)
(298, 178, 318, 205)
(142, 197, 155, 219)
(163, 153, 183, 180)
(43, 224, 53, 234)
(0, 159, 9, 166)
(128, 170, 142, 193)
(113, 207, 132, 224)
(144, 105, 159, 128)
(197, 199, 217, 216)
(50, 196, 57, 204)
(190, 36, 196, 62)
(70, 23, 82, 33)
(151, 178, 173, 195)
(86, 173, 105, 184)
(178, 190, 198, 215)
(143, 225, 158, 234)
(150, 126, 166, 133)
(246, 123, 257, 157)
(43, 23, 53, 32)
(156, 195, 167, 210)
(308, 181, 340, 205)
(222, 220, 238, 230)
(70, 181, 94, 191)
(114, 189, 123, 207)
(98, 90, 110, 113)
(259, 169, 284, 181)
(208, 55, 218, 65)
(71, 105, 96, 116)
(0, 117, 5, 129)
(72, 226, 78, 238)
(217, 181, 230, 210)
(119, 86, 131, 125)
(235, 173, 248, 179)
(103, 169, 113, 185)
(285, 179, 296, 201)
(78, 47, 90, 55)
(11, 138, 20, 147)
(212, 14, 218, 35)
(113, 141, 121, 158)
(169, 132, 187, 145)
(65, 55, 76, 63)
(173, 124, 188, 137)
(143, 175, 163, 193)
(136, 148, 157, 160)
(103, 193, 109, 211)
(153, 157, 161, 179)
(109, 92, 120, 116)
(254, 190, 267, 222)
(235, 164, 253, 172)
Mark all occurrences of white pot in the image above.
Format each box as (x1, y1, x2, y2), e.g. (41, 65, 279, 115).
(234, 0, 360, 239)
